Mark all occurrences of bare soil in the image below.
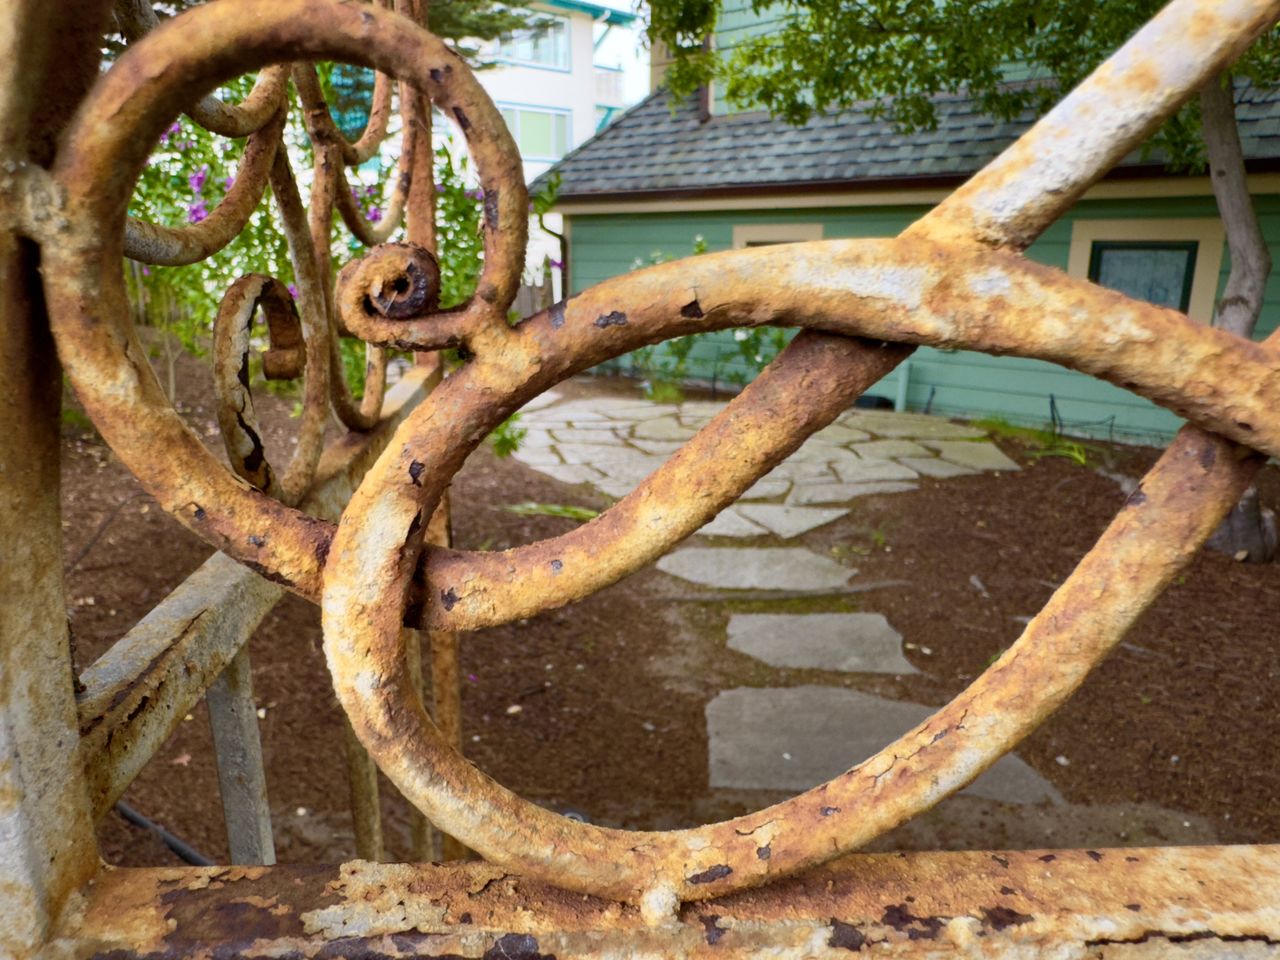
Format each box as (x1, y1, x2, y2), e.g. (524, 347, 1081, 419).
(62, 351, 1280, 867)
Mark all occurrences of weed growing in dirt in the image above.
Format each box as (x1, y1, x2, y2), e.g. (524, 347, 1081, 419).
(503, 502, 600, 521)
(974, 417, 1101, 466)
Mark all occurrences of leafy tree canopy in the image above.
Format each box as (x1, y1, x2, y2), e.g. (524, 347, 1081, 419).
(649, 0, 1280, 169)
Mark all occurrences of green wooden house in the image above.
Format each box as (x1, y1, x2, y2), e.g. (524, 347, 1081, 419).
(533, 76, 1280, 443)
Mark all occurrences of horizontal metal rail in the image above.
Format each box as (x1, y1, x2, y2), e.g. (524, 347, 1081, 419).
(53, 845, 1280, 957)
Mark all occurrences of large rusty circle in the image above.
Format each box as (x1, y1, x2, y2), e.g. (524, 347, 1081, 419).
(322, 235, 1273, 911)
(44, 0, 526, 598)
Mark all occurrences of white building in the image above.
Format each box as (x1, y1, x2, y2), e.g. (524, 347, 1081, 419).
(479, 0, 646, 182)
(462, 0, 649, 296)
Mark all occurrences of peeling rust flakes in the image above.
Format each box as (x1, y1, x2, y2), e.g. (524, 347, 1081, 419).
(1125, 487, 1148, 508)
(549, 559, 562, 574)
(409, 460, 426, 486)
(700, 913, 727, 945)
(593, 310, 627, 328)
(440, 587, 459, 611)
(484, 189, 500, 232)
(981, 905, 1034, 931)
(1087, 850, 1104, 862)
(756, 843, 771, 861)
(991, 855, 1010, 869)
(821, 806, 841, 817)
(482, 933, 551, 960)
(829, 919, 867, 952)
(687, 864, 732, 885)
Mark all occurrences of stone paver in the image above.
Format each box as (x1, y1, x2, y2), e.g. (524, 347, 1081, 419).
(851, 439, 933, 459)
(510, 392, 1020, 522)
(727, 613, 916, 674)
(657, 548, 855, 591)
(707, 686, 1062, 805)
(925, 440, 1021, 471)
(831, 460, 919, 484)
(518, 390, 562, 412)
(899, 457, 979, 479)
(735, 504, 848, 538)
(537, 464, 603, 485)
(789, 481, 918, 505)
(633, 416, 696, 440)
(699, 509, 769, 538)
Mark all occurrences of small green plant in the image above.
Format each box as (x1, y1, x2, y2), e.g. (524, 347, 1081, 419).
(870, 529, 888, 549)
(972, 417, 1101, 467)
(503, 502, 600, 521)
(489, 413, 528, 458)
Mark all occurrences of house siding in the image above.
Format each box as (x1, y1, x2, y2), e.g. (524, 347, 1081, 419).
(567, 195, 1280, 442)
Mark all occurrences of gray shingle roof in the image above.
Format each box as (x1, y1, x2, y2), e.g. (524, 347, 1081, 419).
(537, 83, 1280, 200)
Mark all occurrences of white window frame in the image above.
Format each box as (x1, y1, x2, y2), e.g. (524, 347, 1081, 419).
(495, 14, 572, 72)
(732, 223, 824, 248)
(498, 104, 573, 162)
(1067, 218, 1225, 323)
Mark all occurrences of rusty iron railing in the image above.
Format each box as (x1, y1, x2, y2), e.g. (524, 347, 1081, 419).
(2, 0, 1280, 956)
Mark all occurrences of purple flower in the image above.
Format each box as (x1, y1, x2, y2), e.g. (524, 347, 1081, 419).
(223, 175, 235, 191)
(159, 120, 181, 146)
(188, 165, 208, 194)
(141, 265, 151, 277)
(366, 206, 382, 222)
(287, 283, 298, 299)
(186, 200, 208, 224)
(364, 184, 377, 198)
(465, 188, 484, 201)
(350, 186, 360, 199)
(434, 181, 445, 192)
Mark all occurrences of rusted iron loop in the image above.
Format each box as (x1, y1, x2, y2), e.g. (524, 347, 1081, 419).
(335, 242, 486, 352)
(123, 108, 286, 266)
(113, 0, 291, 138)
(309, 142, 393, 433)
(293, 62, 395, 168)
(46, 0, 526, 593)
(213, 276, 313, 500)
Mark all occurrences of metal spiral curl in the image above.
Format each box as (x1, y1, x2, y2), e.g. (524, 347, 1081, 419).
(44, 0, 1280, 921)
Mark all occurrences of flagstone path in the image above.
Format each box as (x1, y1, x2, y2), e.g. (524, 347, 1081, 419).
(513, 389, 1061, 808)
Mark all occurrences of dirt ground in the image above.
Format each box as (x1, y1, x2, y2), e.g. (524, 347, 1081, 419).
(62, 349, 1280, 868)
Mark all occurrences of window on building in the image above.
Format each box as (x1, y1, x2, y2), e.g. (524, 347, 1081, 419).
(1066, 219, 1225, 322)
(496, 16, 570, 70)
(1087, 241, 1198, 313)
(500, 106, 572, 160)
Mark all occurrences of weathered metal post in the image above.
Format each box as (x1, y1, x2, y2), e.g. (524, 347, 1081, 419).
(0, 3, 110, 954)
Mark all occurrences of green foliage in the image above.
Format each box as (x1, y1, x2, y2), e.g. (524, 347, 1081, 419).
(489, 413, 529, 458)
(434, 144, 485, 309)
(650, 0, 1280, 170)
(972, 416, 1099, 466)
(504, 502, 601, 521)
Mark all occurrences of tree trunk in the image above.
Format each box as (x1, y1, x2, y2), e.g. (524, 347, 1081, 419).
(1199, 73, 1277, 562)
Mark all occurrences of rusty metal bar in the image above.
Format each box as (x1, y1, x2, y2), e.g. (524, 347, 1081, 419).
(52, 846, 1280, 957)
(342, 716, 385, 862)
(206, 646, 275, 866)
(0, 3, 111, 955)
(76, 370, 431, 821)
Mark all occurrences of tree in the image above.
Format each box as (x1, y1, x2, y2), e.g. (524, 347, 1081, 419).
(650, 0, 1279, 560)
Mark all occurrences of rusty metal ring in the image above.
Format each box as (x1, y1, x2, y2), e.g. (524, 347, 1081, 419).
(45, 0, 527, 596)
(213, 275, 328, 504)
